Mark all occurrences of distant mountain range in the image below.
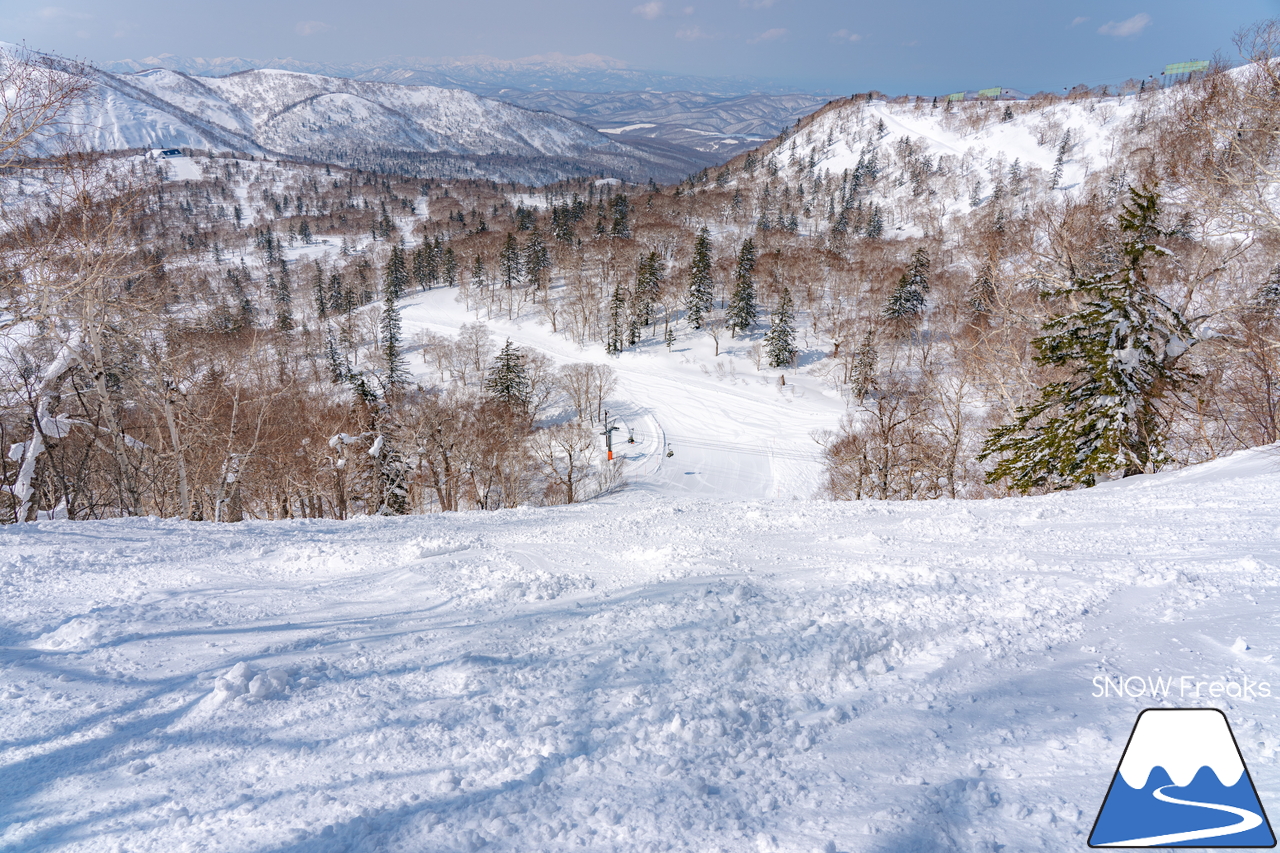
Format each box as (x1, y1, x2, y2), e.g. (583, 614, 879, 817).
(99, 53, 796, 98)
(100, 53, 831, 163)
(2, 43, 720, 184)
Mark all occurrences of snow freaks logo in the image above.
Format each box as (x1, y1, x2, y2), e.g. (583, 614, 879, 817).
(1091, 675, 1273, 701)
(1088, 709, 1276, 848)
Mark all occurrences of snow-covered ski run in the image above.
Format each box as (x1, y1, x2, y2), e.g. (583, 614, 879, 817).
(3, 437, 1280, 852)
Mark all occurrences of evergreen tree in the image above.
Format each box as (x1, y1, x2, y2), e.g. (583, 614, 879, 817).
(270, 268, 294, 332)
(686, 226, 714, 329)
(851, 332, 877, 399)
(524, 227, 550, 290)
(610, 194, 631, 238)
(328, 272, 345, 317)
(764, 288, 798, 368)
(499, 232, 522, 288)
(412, 238, 435, 290)
(442, 247, 458, 286)
(906, 247, 930, 293)
(979, 187, 1199, 491)
(634, 251, 663, 329)
(312, 260, 327, 320)
(380, 291, 409, 389)
(832, 208, 849, 235)
(384, 243, 409, 300)
(883, 249, 930, 324)
(968, 262, 997, 314)
(883, 276, 925, 322)
(865, 205, 884, 239)
(728, 238, 758, 336)
(471, 255, 486, 290)
(1050, 140, 1067, 189)
(485, 339, 531, 411)
(606, 285, 626, 355)
(325, 332, 347, 384)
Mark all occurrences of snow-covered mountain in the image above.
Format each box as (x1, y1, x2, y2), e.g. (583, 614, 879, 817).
(703, 84, 1173, 244)
(98, 52, 825, 167)
(100, 52, 787, 98)
(10, 46, 708, 183)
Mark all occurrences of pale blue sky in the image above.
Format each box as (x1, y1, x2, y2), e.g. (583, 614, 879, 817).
(4, 0, 1277, 93)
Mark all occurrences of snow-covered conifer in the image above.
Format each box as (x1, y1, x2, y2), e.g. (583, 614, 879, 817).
(499, 232, 522, 288)
(765, 288, 798, 368)
(728, 238, 757, 336)
(384, 244, 409, 300)
(606, 285, 626, 355)
(980, 187, 1199, 490)
(485, 338, 531, 411)
(380, 291, 409, 390)
(686, 227, 714, 329)
(524, 228, 550, 290)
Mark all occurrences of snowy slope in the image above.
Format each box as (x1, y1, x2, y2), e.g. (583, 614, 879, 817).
(397, 286, 839, 501)
(4, 409, 1280, 853)
(739, 89, 1161, 240)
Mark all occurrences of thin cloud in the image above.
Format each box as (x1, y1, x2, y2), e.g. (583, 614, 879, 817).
(632, 2, 664, 20)
(740, 0, 776, 7)
(1098, 13, 1150, 37)
(295, 20, 334, 36)
(39, 6, 91, 20)
(676, 25, 710, 40)
(832, 28, 862, 43)
(1071, 16, 1089, 26)
(749, 27, 788, 44)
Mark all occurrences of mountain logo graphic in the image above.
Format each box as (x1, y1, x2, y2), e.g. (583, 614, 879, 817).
(1089, 708, 1276, 847)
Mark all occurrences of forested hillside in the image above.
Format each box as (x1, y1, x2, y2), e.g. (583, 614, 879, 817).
(4, 34, 1280, 522)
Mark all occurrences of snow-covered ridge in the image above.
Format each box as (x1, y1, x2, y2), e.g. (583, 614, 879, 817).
(1, 44, 703, 183)
(723, 84, 1177, 240)
(100, 51, 783, 98)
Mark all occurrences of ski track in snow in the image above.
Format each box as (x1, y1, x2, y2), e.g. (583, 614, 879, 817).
(4, 289, 1280, 852)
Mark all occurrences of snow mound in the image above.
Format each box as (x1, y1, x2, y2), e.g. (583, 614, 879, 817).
(208, 661, 293, 708)
(30, 616, 116, 651)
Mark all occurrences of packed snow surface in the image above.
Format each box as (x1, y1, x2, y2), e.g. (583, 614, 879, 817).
(3, 440, 1280, 852)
